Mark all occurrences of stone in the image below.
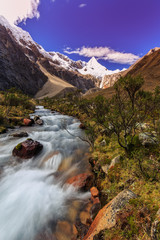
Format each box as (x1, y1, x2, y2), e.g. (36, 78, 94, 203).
(56, 221, 78, 240)
(9, 132, 29, 138)
(90, 197, 101, 219)
(139, 132, 158, 146)
(34, 115, 40, 122)
(90, 187, 99, 198)
(100, 140, 106, 146)
(109, 155, 120, 168)
(12, 139, 43, 159)
(101, 164, 109, 175)
(35, 119, 44, 125)
(23, 118, 33, 126)
(83, 190, 137, 240)
(102, 155, 120, 175)
(67, 173, 94, 191)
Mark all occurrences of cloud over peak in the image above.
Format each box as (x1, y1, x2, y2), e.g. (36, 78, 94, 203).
(64, 46, 139, 65)
(0, 0, 41, 25)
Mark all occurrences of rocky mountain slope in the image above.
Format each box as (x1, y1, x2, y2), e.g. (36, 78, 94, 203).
(90, 47, 160, 99)
(0, 18, 47, 96)
(0, 16, 100, 97)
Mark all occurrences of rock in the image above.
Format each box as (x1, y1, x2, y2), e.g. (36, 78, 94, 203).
(79, 123, 86, 130)
(100, 140, 106, 146)
(35, 119, 44, 125)
(102, 155, 120, 175)
(110, 155, 120, 168)
(12, 139, 43, 159)
(34, 115, 40, 122)
(90, 187, 99, 198)
(10, 132, 28, 138)
(83, 189, 137, 240)
(67, 173, 94, 191)
(23, 119, 33, 126)
(76, 220, 89, 239)
(56, 221, 77, 240)
(101, 164, 109, 175)
(90, 197, 101, 219)
(139, 132, 158, 146)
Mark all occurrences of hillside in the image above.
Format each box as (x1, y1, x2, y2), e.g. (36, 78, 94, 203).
(86, 47, 160, 99)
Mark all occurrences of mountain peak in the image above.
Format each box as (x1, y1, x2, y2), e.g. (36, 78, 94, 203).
(88, 57, 99, 66)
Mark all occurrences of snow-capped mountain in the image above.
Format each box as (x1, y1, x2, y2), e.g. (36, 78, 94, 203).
(0, 15, 99, 97)
(79, 57, 124, 79)
(0, 15, 126, 97)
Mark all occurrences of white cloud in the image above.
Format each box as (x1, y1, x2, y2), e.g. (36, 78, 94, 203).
(0, 0, 41, 25)
(79, 3, 87, 8)
(64, 46, 139, 64)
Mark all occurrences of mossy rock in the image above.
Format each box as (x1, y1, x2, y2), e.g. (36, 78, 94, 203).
(15, 143, 22, 150)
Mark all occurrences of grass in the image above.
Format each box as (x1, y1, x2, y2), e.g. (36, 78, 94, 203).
(0, 88, 36, 133)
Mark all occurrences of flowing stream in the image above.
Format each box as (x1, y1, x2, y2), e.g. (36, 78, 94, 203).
(0, 106, 90, 240)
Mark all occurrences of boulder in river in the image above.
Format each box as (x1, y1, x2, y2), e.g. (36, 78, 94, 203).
(23, 118, 33, 126)
(35, 119, 44, 125)
(12, 139, 43, 159)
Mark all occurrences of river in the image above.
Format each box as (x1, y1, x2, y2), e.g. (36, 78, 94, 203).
(0, 106, 90, 240)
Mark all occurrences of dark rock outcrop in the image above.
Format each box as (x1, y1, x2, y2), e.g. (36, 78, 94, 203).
(12, 139, 43, 159)
(0, 24, 47, 96)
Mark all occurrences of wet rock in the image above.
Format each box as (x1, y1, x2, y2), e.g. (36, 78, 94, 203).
(90, 197, 101, 219)
(12, 139, 43, 159)
(80, 211, 91, 225)
(23, 118, 33, 126)
(90, 187, 99, 198)
(67, 173, 94, 191)
(10, 132, 28, 138)
(76, 220, 89, 239)
(56, 221, 77, 240)
(34, 115, 40, 122)
(83, 189, 137, 240)
(36, 119, 44, 125)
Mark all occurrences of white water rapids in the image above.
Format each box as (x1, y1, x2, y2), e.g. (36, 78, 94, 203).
(0, 106, 90, 240)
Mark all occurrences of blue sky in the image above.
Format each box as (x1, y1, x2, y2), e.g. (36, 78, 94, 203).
(6, 0, 160, 70)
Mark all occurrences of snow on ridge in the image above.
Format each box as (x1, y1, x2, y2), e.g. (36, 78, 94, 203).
(0, 15, 125, 82)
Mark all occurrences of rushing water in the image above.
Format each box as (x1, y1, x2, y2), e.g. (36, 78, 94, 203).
(0, 106, 90, 240)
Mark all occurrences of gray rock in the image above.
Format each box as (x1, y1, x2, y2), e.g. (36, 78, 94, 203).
(100, 139, 106, 146)
(34, 115, 40, 122)
(35, 119, 44, 125)
(139, 132, 158, 146)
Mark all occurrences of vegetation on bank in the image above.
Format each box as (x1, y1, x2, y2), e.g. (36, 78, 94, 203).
(0, 88, 35, 133)
(41, 75, 160, 239)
